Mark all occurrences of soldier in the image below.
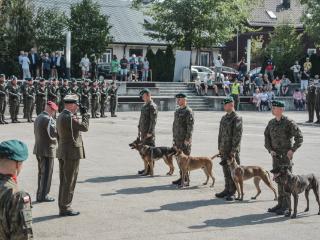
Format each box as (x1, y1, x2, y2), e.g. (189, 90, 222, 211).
(172, 93, 194, 186)
(107, 81, 118, 117)
(265, 100, 303, 215)
(137, 88, 158, 175)
(79, 79, 90, 110)
(20, 79, 27, 119)
(24, 78, 36, 123)
(0, 74, 8, 124)
(6, 76, 21, 123)
(47, 78, 59, 104)
(315, 76, 320, 124)
(56, 94, 89, 216)
(35, 78, 47, 115)
(0, 139, 33, 239)
(306, 79, 316, 123)
(99, 81, 108, 118)
(215, 97, 243, 201)
(58, 79, 69, 113)
(33, 101, 58, 202)
(69, 79, 80, 97)
(89, 80, 100, 118)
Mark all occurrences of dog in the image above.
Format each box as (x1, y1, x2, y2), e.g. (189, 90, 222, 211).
(129, 138, 176, 176)
(272, 167, 320, 218)
(226, 157, 277, 201)
(174, 149, 219, 188)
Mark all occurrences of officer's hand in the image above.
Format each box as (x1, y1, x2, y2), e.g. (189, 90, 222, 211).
(287, 150, 294, 160)
(146, 133, 152, 138)
(270, 151, 276, 157)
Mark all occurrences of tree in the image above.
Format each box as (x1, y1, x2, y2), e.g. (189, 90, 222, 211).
(301, 0, 320, 46)
(34, 7, 68, 53)
(133, 0, 253, 50)
(163, 45, 175, 81)
(68, 0, 112, 77)
(0, 0, 34, 76)
(264, 23, 303, 79)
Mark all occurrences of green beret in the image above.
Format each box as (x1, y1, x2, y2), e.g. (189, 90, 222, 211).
(175, 93, 187, 98)
(0, 140, 28, 162)
(272, 100, 285, 108)
(223, 96, 234, 104)
(140, 88, 150, 96)
(25, 78, 32, 81)
(39, 78, 45, 82)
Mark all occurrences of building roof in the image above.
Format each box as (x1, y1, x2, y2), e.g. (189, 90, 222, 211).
(32, 0, 167, 46)
(248, 0, 304, 28)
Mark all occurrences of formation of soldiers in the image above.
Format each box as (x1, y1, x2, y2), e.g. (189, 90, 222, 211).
(0, 74, 118, 124)
(306, 77, 320, 124)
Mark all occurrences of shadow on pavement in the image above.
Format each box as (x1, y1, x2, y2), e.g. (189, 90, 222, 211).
(78, 174, 143, 183)
(33, 215, 61, 224)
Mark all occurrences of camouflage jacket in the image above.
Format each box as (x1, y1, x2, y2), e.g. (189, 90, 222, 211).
(100, 87, 108, 101)
(0, 174, 33, 240)
(264, 115, 303, 153)
(0, 83, 6, 99)
(35, 86, 47, 102)
(107, 87, 117, 99)
(6, 85, 20, 101)
(173, 106, 194, 143)
(59, 86, 69, 100)
(23, 85, 35, 100)
(138, 100, 158, 137)
(218, 111, 243, 154)
(47, 85, 59, 102)
(306, 85, 316, 103)
(89, 87, 100, 100)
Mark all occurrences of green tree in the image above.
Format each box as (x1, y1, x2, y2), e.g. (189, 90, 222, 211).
(265, 23, 303, 79)
(133, 0, 253, 50)
(34, 7, 68, 53)
(68, 0, 112, 77)
(301, 0, 320, 46)
(163, 45, 175, 81)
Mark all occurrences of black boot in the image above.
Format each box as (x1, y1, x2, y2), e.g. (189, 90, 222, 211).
(276, 208, 289, 215)
(215, 189, 229, 198)
(268, 204, 281, 213)
(2, 116, 8, 124)
(172, 178, 182, 185)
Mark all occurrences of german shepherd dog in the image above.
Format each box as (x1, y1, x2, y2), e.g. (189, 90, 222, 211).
(227, 157, 277, 201)
(272, 167, 320, 218)
(174, 149, 219, 188)
(129, 138, 176, 176)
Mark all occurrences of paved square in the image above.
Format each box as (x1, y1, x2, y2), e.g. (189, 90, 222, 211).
(1, 111, 320, 240)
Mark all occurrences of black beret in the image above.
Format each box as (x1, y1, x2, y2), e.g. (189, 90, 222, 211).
(175, 92, 187, 98)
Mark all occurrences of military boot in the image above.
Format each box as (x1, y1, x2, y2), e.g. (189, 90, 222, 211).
(268, 204, 281, 213)
(2, 115, 8, 124)
(215, 189, 229, 198)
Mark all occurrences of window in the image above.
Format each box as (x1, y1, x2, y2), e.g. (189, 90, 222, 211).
(129, 49, 143, 57)
(266, 10, 277, 19)
(102, 49, 112, 63)
(200, 52, 210, 66)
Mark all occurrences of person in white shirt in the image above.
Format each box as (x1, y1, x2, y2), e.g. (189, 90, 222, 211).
(194, 76, 202, 95)
(252, 88, 261, 111)
(290, 61, 301, 83)
(259, 89, 269, 111)
(214, 55, 224, 82)
(80, 54, 90, 78)
(21, 53, 31, 79)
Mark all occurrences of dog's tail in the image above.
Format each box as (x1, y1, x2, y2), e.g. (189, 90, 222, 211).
(211, 153, 221, 160)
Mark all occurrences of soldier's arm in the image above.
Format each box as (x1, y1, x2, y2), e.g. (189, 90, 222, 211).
(264, 123, 272, 152)
(290, 120, 303, 152)
(72, 114, 89, 132)
(148, 105, 157, 134)
(231, 116, 243, 153)
(9, 191, 33, 239)
(185, 111, 194, 141)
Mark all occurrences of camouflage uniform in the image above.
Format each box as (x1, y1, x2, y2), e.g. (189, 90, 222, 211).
(79, 87, 90, 110)
(107, 86, 118, 117)
(0, 81, 6, 124)
(35, 85, 47, 116)
(47, 84, 59, 104)
(218, 111, 243, 195)
(6, 84, 21, 123)
(138, 100, 158, 146)
(306, 85, 316, 122)
(58, 85, 69, 113)
(24, 84, 36, 122)
(264, 116, 303, 211)
(99, 86, 108, 117)
(89, 86, 100, 118)
(0, 174, 33, 239)
(315, 86, 320, 123)
(172, 106, 194, 155)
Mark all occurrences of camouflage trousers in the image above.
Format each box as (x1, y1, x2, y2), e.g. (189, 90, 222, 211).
(221, 152, 240, 195)
(109, 97, 117, 115)
(174, 141, 191, 155)
(0, 97, 6, 121)
(25, 99, 35, 121)
(36, 98, 46, 115)
(100, 99, 107, 117)
(91, 98, 99, 118)
(9, 99, 19, 121)
(273, 152, 292, 209)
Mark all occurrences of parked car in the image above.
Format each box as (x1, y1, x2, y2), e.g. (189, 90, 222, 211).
(191, 65, 225, 82)
(248, 67, 262, 80)
(97, 63, 112, 80)
(210, 66, 239, 79)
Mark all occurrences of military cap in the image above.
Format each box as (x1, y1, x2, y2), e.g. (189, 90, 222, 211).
(272, 100, 285, 108)
(25, 78, 32, 81)
(140, 88, 151, 96)
(0, 140, 28, 162)
(223, 96, 234, 104)
(11, 75, 17, 80)
(39, 78, 45, 82)
(64, 94, 79, 105)
(175, 92, 187, 98)
(63, 79, 69, 82)
(84, 79, 89, 83)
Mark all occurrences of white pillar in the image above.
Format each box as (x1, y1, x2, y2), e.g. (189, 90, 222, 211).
(246, 39, 251, 71)
(66, 31, 71, 78)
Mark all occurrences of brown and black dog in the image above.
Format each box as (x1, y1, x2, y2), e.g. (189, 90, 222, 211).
(129, 138, 176, 176)
(174, 149, 219, 188)
(227, 157, 277, 201)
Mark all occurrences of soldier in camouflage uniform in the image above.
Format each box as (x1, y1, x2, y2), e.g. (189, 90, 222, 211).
(0, 140, 33, 239)
(172, 93, 194, 186)
(79, 79, 90, 110)
(99, 81, 108, 118)
(69, 79, 80, 97)
(215, 97, 243, 201)
(24, 78, 36, 123)
(306, 80, 316, 123)
(20, 80, 27, 119)
(137, 88, 158, 175)
(6, 76, 21, 123)
(314, 76, 320, 124)
(0, 74, 8, 124)
(265, 100, 303, 215)
(107, 81, 118, 117)
(89, 80, 100, 118)
(35, 78, 47, 115)
(58, 79, 70, 113)
(47, 78, 59, 104)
